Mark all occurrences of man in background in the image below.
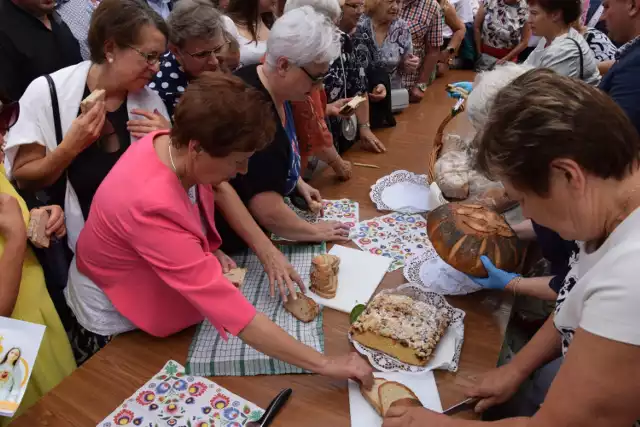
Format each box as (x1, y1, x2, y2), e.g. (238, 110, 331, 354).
(0, 0, 82, 100)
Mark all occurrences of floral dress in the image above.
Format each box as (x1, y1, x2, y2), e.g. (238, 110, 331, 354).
(481, 0, 528, 49)
(356, 16, 413, 89)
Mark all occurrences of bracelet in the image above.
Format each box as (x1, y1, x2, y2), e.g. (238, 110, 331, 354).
(358, 123, 371, 129)
(510, 276, 522, 296)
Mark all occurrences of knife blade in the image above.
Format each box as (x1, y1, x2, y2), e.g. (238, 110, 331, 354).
(442, 398, 478, 416)
(246, 388, 292, 427)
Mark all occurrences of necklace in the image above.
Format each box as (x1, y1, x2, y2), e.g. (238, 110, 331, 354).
(168, 139, 177, 172)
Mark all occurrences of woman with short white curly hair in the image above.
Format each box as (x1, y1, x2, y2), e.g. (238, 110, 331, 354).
(216, 6, 352, 253)
(283, 0, 342, 22)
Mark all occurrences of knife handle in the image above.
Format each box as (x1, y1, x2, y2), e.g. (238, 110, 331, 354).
(260, 388, 292, 427)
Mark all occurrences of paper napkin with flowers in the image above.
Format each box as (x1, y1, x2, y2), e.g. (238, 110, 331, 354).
(96, 360, 263, 427)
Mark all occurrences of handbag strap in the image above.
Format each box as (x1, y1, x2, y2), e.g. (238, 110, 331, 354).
(568, 37, 585, 81)
(44, 74, 64, 145)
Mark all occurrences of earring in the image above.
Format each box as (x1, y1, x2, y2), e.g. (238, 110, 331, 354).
(107, 56, 114, 63)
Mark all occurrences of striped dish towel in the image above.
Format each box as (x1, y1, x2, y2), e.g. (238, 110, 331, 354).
(186, 244, 325, 376)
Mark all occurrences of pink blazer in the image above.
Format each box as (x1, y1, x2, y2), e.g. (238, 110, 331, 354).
(76, 131, 256, 339)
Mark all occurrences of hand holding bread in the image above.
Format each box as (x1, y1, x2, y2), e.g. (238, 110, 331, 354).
(65, 92, 106, 154)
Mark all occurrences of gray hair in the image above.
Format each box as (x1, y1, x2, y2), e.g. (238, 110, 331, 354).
(467, 63, 534, 131)
(283, 0, 342, 21)
(167, 0, 224, 47)
(266, 6, 341, 68)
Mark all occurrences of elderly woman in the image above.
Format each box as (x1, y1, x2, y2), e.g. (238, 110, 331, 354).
(437, 0, 467, 75)
(69, 72, 374, 386)
(384, 69, 640, 427)
(525, 0, 601, 84)
(358, 0, 417, 89)
(325, 0, 387, 153)
(150, 0, 231, 117)
(0, 96, 75, 423)
(222, 0, 276, 68)
(473, 0, 531, 65)
(5, 0, 170, 254)
(216, 7, 352, 252)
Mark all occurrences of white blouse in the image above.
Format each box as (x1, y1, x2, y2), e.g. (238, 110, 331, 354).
(222, 15, 268, 68)
(3, 61, 169, 252)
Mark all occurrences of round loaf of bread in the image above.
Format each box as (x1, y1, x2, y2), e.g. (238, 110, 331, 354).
(427, 203, 526, 277)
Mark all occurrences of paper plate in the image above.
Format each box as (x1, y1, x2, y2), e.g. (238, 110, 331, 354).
(369, 170, 446, 213)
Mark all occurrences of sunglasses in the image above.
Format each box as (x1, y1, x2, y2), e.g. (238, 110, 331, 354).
(0, 101, 19, 133)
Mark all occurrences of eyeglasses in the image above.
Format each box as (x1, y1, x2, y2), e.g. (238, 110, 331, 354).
(185, 40, 230, 61)
(127, 45, 162, 65)
(300, 66, 327, 85)
(0, 101, 19, 133)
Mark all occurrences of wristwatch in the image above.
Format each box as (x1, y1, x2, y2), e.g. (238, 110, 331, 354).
(416, 83, 428, 93)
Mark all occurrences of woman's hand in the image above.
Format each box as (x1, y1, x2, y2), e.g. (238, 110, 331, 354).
(403, 54, 420, 73)
(0, 194, 26, 241)
(64, 101, 106, 154)
(468, 256, 520, 290)
(383, 406, 448, 427)
(40, 205, 66, 239)
(318, 352, 374, 389)
(127, 109, 171, 139)
(409, 86, 425, 103)
(331, 158, 352, 181)
(326, 98, 354, 117)
(359, 127, 386, 153)
(369, 84, 387, 102)
(256, 244, 306, 302)
(465, 363, 527, 413)
(296, 179, 322, 208)
(214, 249, 237, 273)
(496, 57, 508, 65)
(312, 221, 350, 242)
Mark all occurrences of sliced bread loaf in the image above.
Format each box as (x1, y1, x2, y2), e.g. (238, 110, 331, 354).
(379, 381, 421, 415)
(284, 292, 320, 322)
(360, 378, 387, 415)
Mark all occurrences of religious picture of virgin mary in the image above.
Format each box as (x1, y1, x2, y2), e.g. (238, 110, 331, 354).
(0, 348, 24, 403)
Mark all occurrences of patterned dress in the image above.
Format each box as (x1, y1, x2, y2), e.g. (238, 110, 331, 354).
(399, 0, 444, 88)
(584, 27, 617, 61)
(356, 15, 413, 89)
(481, 0, 528, 50)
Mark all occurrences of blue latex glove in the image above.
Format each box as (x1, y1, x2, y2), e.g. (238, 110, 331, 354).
(468, 256, 520, 289)
(447, 81, 473, 99)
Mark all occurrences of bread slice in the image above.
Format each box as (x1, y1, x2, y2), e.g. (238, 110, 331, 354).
(340, 94, 367, 115)
(379, 381, 421, 415)
(27, 208, 50, 248)
(309, 200, 322, 214)
(283, 292, 320, 322)
(224, 268, 247, 288)
(80, 89, 106, 114)
(360, 378, 386, 415)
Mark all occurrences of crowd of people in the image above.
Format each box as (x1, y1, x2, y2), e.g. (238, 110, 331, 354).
(1, 0, 640, 424)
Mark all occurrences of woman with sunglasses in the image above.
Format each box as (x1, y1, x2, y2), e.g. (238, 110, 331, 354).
(215, 6, 351, 254)
(0, 96, 76, 423)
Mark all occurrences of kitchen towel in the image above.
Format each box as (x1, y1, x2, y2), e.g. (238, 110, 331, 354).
(186, 244, 325, 376)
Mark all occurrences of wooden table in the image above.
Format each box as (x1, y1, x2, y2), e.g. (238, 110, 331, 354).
(13, 71, 512, 427)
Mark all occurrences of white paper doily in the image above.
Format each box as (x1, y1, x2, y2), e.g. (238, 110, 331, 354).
(404, 243, 482, 296)
(369, 170, 431, 213)
(349, 284, 466, 373)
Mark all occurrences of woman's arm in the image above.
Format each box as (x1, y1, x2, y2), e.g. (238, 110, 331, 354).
(0, 194, 27, 317)
(502, 22, 531, 62)
(473, 4, 486, 55)
(248, 191, 348, 242)
(506, 276, 558, 301)
(239, 312, 374, 387)
(597, 59, 614, 75)
(213, 182, 305, 299)
(11, 102, 106, 190)
(444, 5, 466, 54)
(355, 98, 386, 153)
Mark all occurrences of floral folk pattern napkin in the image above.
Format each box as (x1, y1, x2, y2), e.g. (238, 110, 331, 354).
(351, 212, 429, 272)
(97, 360, 263, 427)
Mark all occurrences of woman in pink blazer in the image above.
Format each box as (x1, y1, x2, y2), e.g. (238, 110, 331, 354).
(67, 73, 373, 385)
